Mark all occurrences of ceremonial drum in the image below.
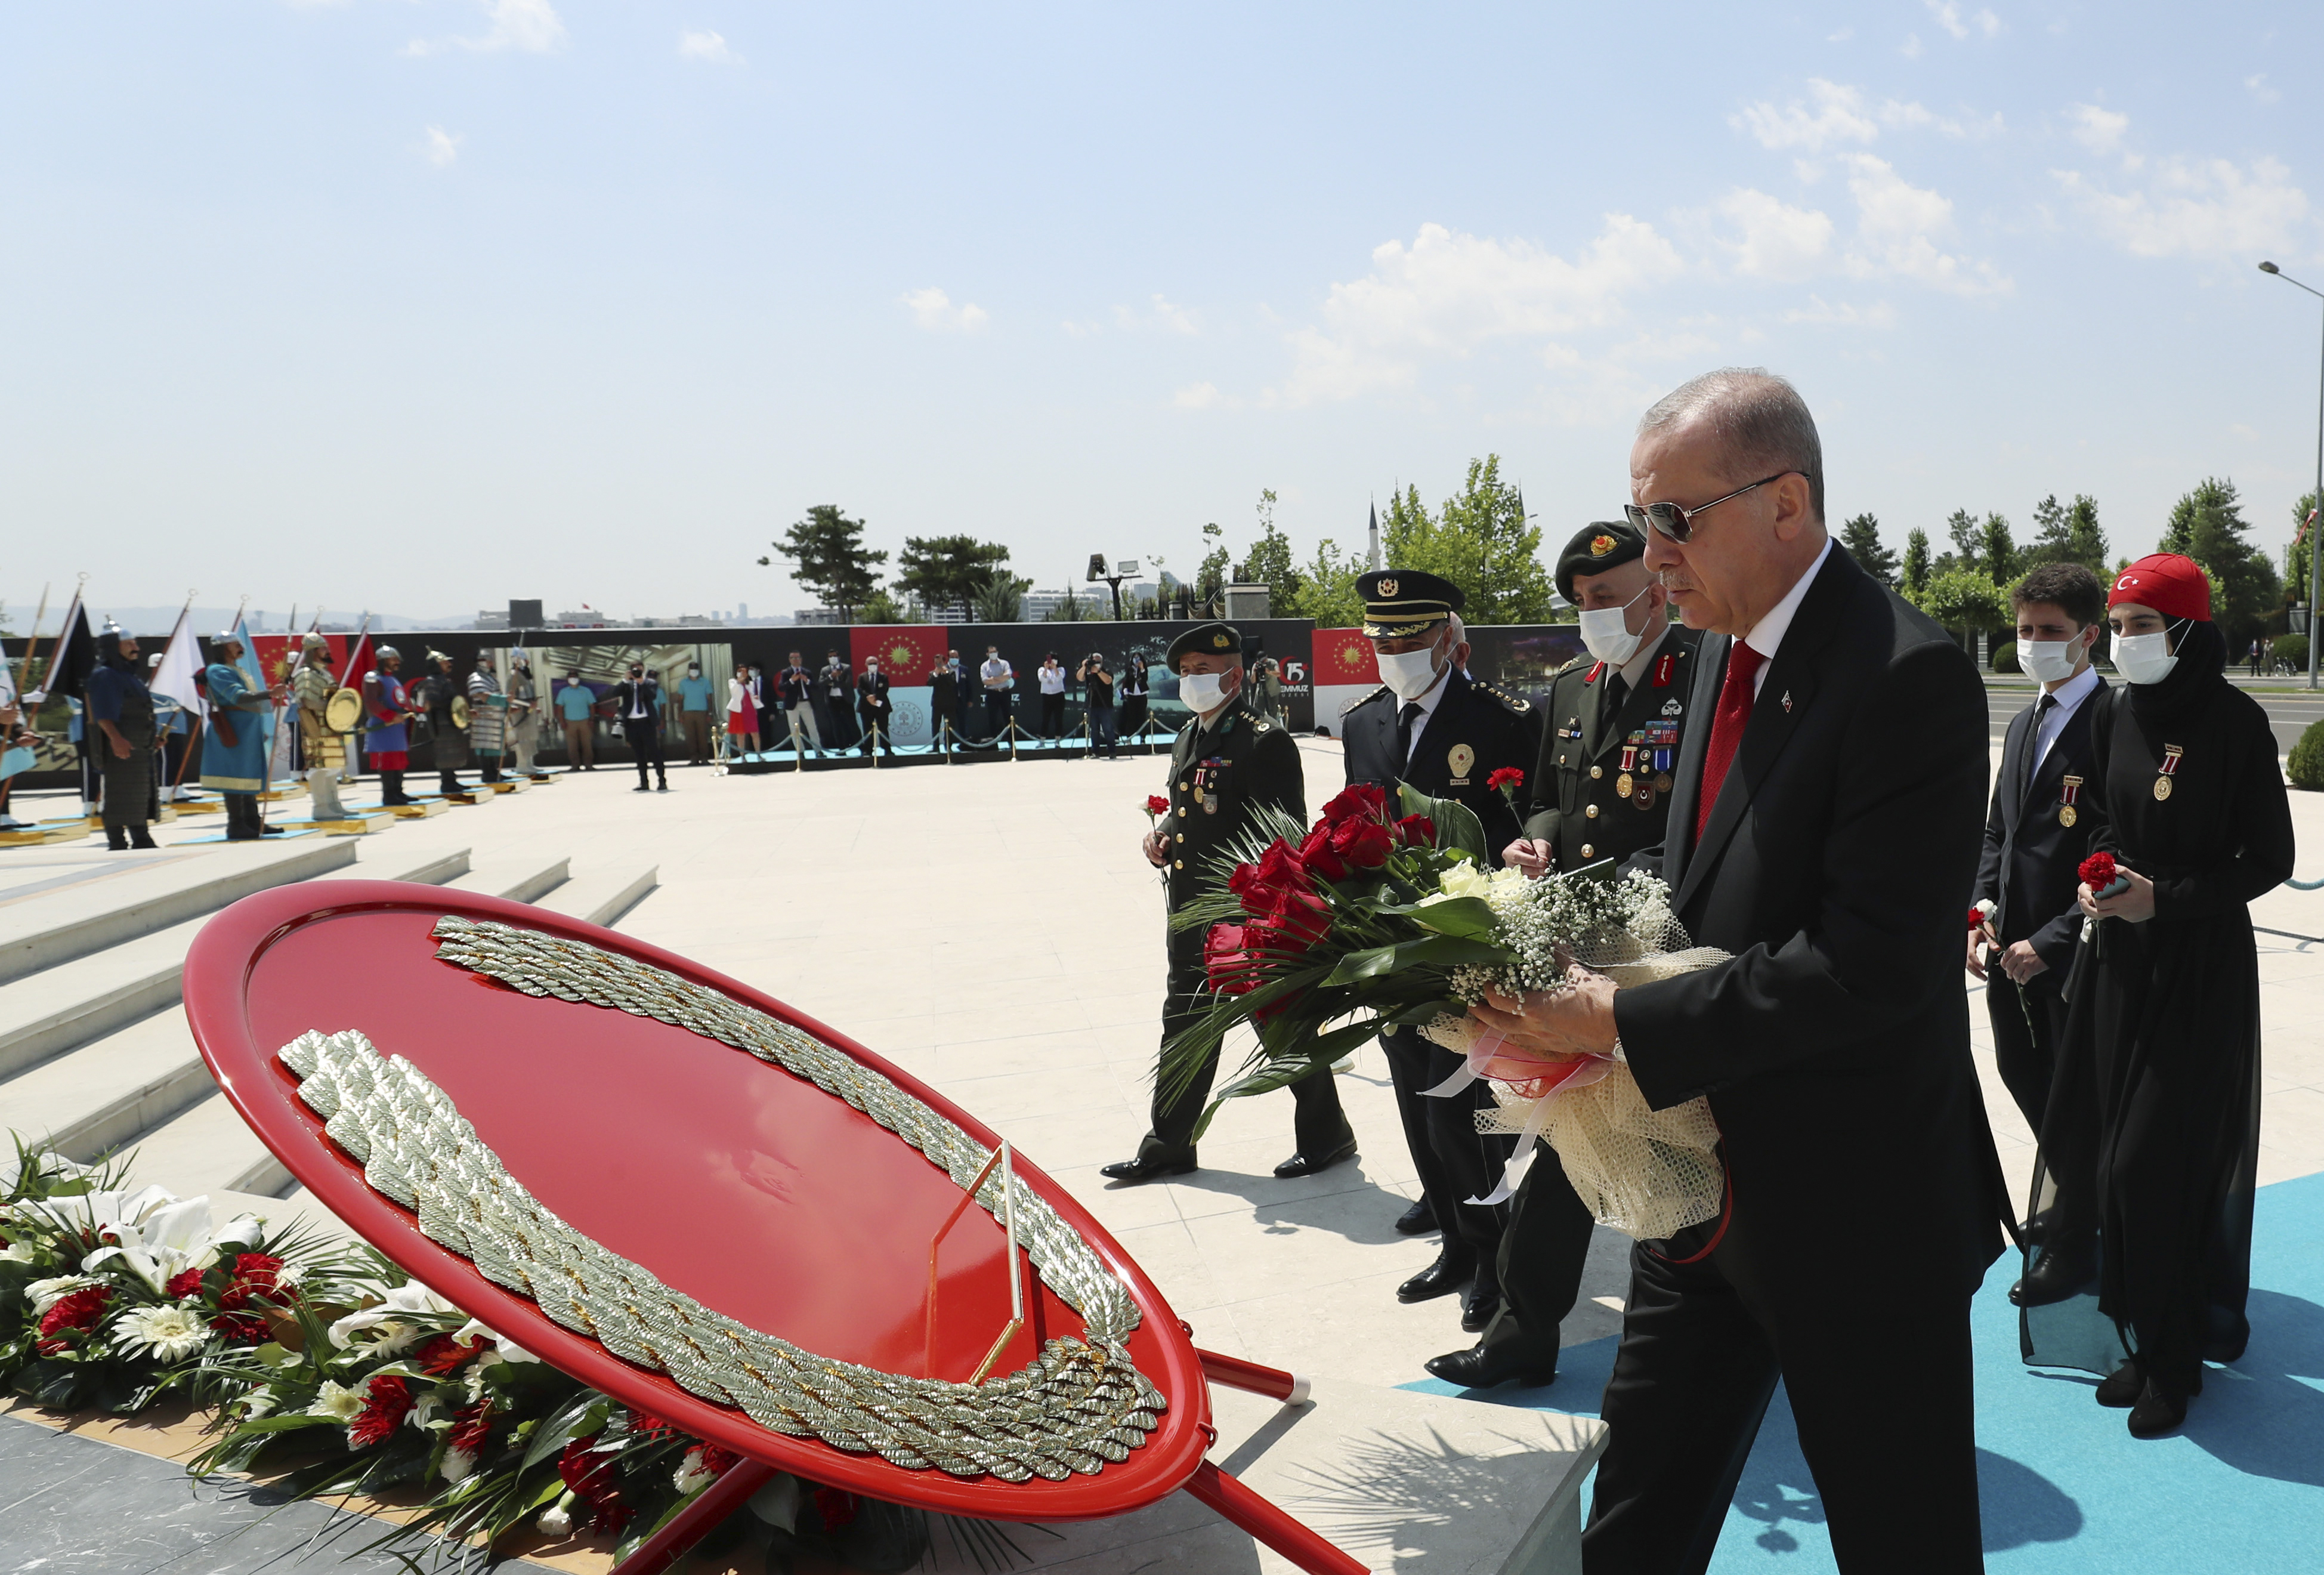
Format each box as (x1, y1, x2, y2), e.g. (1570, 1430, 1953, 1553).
(183, 883, 1358, 1575)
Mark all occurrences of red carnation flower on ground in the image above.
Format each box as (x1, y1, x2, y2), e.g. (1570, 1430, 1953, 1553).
(36, 1286, 110, 1354)
(449, 1399, 493, 1455)
(215, 1253, 284, 1312)
(165, 1267, 206, 1299)
(1319, 783, 1387, 825)
(209, 1312, 270, 1344)
(2079, 852, 2118, 891)
(349, 1375, 415, 1450)
(1328, 815, 1394, 869)
(1394, 813, 1436, 848)
(1144, 794, 1169, 816)
(1486, 767, 1525, 792)
(413, 1333, 478, 1376)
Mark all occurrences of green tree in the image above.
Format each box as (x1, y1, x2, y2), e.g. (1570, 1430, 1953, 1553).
(1379, 456, 1553, 623)
(1943, 508, 1983, 579)
(1047, 585, 1092, 622)
(1195, 521, 1231, 605)
(1902, 529, 1932, 597)
(2286, 489, 2321, 609)
(760, 505, 887, 620)
(973, 573, 1031, 623)
(1979, 512, 2019, 585)
(1838, 512, 1898, 586)
(1285, 538, 1367, 627)
(1235, 489, 1302, 606)
(2024, 494, 2109, 574)
(895, 535, 1011, 620)
(2159, 477, 2283, 644)
(857, 588, 914, 623)
(1917, 567, 2010, 639)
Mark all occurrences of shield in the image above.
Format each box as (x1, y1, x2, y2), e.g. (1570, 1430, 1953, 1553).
(325, 687, 362, 733)
(181, 883, 1359, 1572)
(450, 694, 472, 730)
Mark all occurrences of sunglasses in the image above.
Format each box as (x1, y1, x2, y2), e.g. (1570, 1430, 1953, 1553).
(1624, 471, 1797, 543)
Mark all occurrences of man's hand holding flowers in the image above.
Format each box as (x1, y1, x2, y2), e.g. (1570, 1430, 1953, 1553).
(1467, 973, 1621, 1064)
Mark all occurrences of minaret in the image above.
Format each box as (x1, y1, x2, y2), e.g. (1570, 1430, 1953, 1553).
(1367, 499, 1380, 570)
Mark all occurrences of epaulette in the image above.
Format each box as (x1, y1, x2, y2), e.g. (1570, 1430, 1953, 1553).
(1549, 654, 1588, 677)
(1475, 682, 1532, 714)
(1340, 684, 1392, 716)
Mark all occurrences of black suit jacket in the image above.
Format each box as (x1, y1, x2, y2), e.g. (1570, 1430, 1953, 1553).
(1974, 678, 2109, 979)
(1340, 667, 1543, 852)
(604, 681, 661, 731)
(1614, 545, 2007, 1292)
(856, 672, 891, 715)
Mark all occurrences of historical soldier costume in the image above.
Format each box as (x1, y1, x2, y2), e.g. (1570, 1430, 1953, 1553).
(856, 659, 895, 757)
(361, 646, 418, 806)
(1969, 563, 2110, 1308)
(1339, 570, 1543, 1335)
(200, 630, 280, 840)
(288, 632, 350, 820)
(466, 654, 508, 785)
(414, 650, 470, 797)
(86, 628, 161, 851)
(2026, 554, 2294, 1437)
(507, 653, 541, 774)
(1102, 622, 1356, 1184)
(607, 664, 669, 792)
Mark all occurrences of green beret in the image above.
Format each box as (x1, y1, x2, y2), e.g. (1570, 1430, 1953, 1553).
(1555, 521, 1647, 606)
(1166, 621, 1242, 672)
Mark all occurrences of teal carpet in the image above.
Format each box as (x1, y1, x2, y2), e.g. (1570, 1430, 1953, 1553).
(1402, 1169, 2324, 1570)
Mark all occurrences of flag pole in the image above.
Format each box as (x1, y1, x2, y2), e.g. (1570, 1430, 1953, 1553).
(13, 582, 50, 696)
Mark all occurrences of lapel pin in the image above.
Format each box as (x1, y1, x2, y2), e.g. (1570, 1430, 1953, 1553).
(1781, 691, 1793, 712)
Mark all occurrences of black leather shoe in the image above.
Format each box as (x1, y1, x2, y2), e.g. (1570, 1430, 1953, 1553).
(1460, 1283, 1502, 1334)
(2096, 1358, 2145, 1407)
(2127, 1378, 2187, 1438)
(1397, 1250, 1475, 1304)
(1272, 1141, 1356, 1179)
(1424, 1342, 1556, 1391)
(1099, 1156, 1195, 1184)
(1394, 1199, 1436, 1236)
(2008, 1243, 2097, 1307)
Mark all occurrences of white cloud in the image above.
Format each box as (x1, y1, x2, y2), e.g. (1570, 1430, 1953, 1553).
(2055, 155, 2311, 260)
(423, 126, 461, 167)
(1841, 155, 2011, 294)
(901, 287, 989, 333)
(1714, 189, 1835, 282)
(1272, 217, 1684, 405)
(1735, 79, 1878, 152)
(1900, 33, 1923, 58)
(1925, 1, 2001, 41)
(1173, 382, 1222, 410)
(2247, 73, 2281, 107)
(1114, 295, 1198, 335)
(2068, 103, 2129, 156)
(678, 29, 741, 64)
(1781, 296, 1898, 329)
(405, 0, 567, 58)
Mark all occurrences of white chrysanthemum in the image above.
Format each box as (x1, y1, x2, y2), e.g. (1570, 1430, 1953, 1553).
(438, 1446, 478, 1484)
(112, 1303, 212, 1363)
(2, 1241, 36, 1264)
(307, 1380, 366, 1422)
(672, 1449, 718, 1496)
(26, 1274, 98, 1313)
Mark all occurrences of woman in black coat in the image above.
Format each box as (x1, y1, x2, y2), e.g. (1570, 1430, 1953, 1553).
(2025, 552, 2294, 1437)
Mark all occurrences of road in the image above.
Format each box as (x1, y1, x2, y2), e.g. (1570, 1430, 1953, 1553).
(1986, 677, 2324, 757)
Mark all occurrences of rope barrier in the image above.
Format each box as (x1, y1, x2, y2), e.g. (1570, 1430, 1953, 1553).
(2288, 876, 2324, 891)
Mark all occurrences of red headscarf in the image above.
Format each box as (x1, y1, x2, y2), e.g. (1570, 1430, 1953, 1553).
(2107, 553, 2211, 622)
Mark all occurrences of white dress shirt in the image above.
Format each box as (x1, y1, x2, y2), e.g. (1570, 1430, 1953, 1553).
(2029, 663, 2102, 777)
(1740, 536, 1835, 698)
(1038, 664, 1067, 695)
(1399, 663, 1454, 768)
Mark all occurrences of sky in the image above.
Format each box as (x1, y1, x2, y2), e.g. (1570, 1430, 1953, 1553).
(4, 0, 2322, 627)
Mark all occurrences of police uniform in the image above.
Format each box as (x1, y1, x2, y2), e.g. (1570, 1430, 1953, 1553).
(1104, 622, 1355, 1181)
(1431, 520, 1703, 1390)
(1339, 569, 1542, 1329)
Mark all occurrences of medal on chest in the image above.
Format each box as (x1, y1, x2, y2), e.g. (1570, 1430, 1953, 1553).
(1196, 758, 1228, 812)
(2059, 774, 2081, 828)
(1447, 742, 1475, 785)
(2154, 745, 2181, 802)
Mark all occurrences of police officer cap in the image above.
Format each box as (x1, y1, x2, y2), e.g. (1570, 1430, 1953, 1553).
(1166, 621, 1242, 672)
(1555, 520, 1648, 606)
(1356, 569, 1463, 637)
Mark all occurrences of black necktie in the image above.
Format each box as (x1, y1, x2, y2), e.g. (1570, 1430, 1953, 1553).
(2025, 694, 2056, 795)
(1395, 702, 1423, 766)
(1602, 671, 1629, 727)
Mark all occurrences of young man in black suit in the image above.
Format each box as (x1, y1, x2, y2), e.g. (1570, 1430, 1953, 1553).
(1970, 561, 2109, 1305)
(1473, 369, 2007, 1573)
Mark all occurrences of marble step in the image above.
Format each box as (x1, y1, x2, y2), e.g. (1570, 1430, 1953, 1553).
(534, 863, 657, 927)
(441, 854, 571, 906)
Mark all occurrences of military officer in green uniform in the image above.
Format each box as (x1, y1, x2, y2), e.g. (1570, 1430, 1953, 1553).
(1428, 518, 1704, 1391)
(1102, 622, 1358, 1184)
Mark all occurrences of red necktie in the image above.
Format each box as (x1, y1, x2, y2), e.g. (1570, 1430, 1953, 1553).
(1694, 640, 1767, 844)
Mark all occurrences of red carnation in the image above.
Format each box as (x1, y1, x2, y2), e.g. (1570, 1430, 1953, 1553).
(1144, 794, 1169, 817)
(449, 1398, 493, 1455)
(36, 1286, 110, 1354)
(165, 1267, 206, 1299)
(414, 1332, 478, 1376)
(349, 1375, 415, 1450)
(2079, 852, 2118, 891)
(626, 1410, 681, 1437)
(1486, 767, 1525, 792)
(1296, 824, 1349, 882)
(812, 1486, 860, 1531)
(1319, 783, 1387, 825)
(1967, 907, 1986, 932)
(210, 1312, 270, 1344)
(558, 1435, 631, 1534)
(1328, 815, 1394, 869)
(215, 1253, 284, 1312)
(694, 1443, 740, 1477)
(1394, 813, 1436, 848)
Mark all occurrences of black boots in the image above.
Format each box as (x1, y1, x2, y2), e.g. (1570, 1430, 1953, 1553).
(128, 826, 157, 850)
(381, 771, 412, 807)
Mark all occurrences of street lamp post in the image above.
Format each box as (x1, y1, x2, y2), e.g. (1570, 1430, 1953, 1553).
(2260, 261, 2324, 690)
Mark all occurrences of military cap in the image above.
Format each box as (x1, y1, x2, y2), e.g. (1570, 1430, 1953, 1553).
(1166, 621, 1243, 672)
(1555, 520, 1648, 606)
(1356, 569, 1463, 637)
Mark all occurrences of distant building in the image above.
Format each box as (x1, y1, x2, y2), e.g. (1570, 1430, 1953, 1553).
(795, 607, 845, 626)
(475, 610, 510, 630)
(1018, 588, 1074, 621)
(554, 609, 617, 628)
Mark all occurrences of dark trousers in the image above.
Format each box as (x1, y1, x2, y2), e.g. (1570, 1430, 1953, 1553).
(1119, 695, 1148, 743)
(682, 711, 712, 763)
(629, 720, 667, 787)
(223, 792, 264, 839)
(100, 742, 159, 832)
(1139, 956, 1353, 1165)
(1478, 1150, 1596, 1367)
(1089, 705, 1117, 757)
(823, 697, 858, 749)
(1584, 1227, 1985, 1574)
(984, 691, 1010, 740)
(1040, 693, 1065, 738)
(857, 706, 894, 756)
(1989, 970, 2088, 1236)
(1381, 1026, 1510, 1287)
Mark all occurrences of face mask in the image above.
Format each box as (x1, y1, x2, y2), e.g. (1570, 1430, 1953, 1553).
(1179, 671, 1229, 712)
(1375, 646, 1445, 702)
(1577, 585, 1652, 666)
(2112, 630, 2178, 685)
(866, 663, 877, 674)
(2019, 638, 2084, 687)
(688, 666, 700, 676)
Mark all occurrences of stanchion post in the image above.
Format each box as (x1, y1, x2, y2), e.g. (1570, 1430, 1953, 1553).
(870, 717, 882, 768)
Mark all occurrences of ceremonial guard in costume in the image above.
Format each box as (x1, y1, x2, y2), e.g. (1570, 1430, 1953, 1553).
(507, 653, 540, 774)
(466, 653, 508, 785)
(361, 646, 418, 806)
(1968, 563, 2110, 1309)
(415, 650, 471, 797)
(1427, 522, 1704, 1390)
(87, 627, 162, 851)
(1340, 571, 1542, 1336)
(288, 632, 350, 820)
(1103, 622, 1356, 1184)
(200, 629, 282, 841)
(2028, 554, 2294, 1437)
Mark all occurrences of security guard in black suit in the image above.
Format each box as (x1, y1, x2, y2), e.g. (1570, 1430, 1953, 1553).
(1427, 520, 1704, 1391)
(1102, 622, 1356, 1184)
(1340, 570, 1542, 1335)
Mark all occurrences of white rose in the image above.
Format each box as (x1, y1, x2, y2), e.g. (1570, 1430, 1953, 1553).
(438, 1446, 478, 1484)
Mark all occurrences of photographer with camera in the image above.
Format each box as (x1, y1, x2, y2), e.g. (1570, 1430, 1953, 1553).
(1077, 650, 1117, 760)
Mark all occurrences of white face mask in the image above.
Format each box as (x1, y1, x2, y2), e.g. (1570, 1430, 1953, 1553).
(1375, 644, 1445, 702)
(2112, 630, 2178, 685)
(2019, 638, 2084, 687)
(1577, 585, 1653, 666)
(1179, 671, 1231, 713)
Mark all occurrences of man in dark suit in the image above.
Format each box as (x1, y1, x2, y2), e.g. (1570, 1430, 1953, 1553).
(604, 663, 668, 793)
(1341, 570, 1543, 1335)
(1472, 370, 2007, 1573)
(856, 657, 895, 758)
(1971, 561, 2109, 1305)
